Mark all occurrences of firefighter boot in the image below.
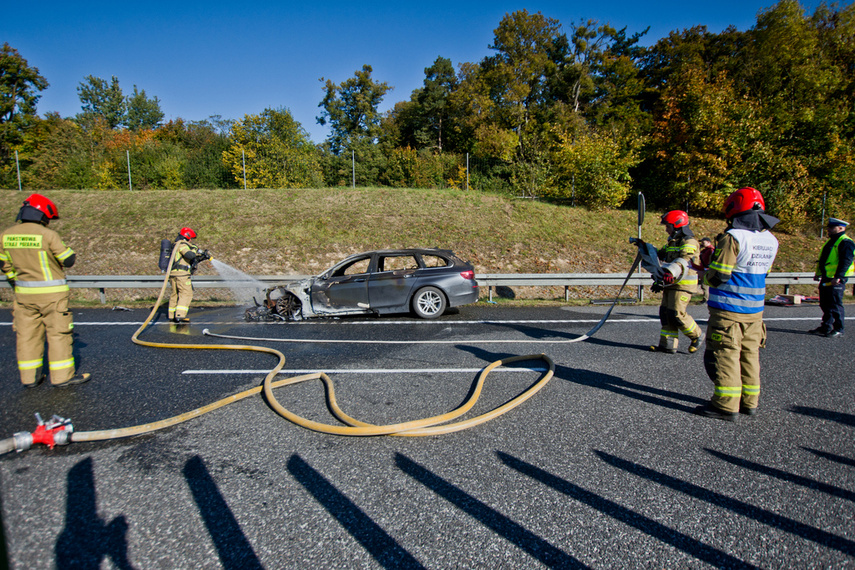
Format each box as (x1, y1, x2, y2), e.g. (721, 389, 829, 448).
(54, 373, 91, 388)
(688, 332, 705, 354)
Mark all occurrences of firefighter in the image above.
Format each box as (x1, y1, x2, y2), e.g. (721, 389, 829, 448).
(0, 194, 91, 387)
(168, 227, 210, 323)
(809, 218, 854, 337)
(695, 187, 779, 421)
(650, 210, 704, 354)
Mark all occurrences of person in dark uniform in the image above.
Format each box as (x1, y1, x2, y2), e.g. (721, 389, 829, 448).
(809, 218, 854, 338)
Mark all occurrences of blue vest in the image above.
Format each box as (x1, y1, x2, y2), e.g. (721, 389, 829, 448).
(708, 229, 778, 314)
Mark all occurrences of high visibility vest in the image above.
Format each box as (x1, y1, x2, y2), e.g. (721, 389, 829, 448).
(819, 234, 855, 279)
(708, 229, 778, 314)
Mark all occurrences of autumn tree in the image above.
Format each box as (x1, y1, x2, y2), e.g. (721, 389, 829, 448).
(223, 108, 322, 188)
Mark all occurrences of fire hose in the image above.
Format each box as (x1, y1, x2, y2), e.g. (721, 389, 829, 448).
(2, 245, 646, 454)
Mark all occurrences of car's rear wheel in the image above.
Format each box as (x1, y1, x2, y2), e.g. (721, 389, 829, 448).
(412, 286, 446, 319)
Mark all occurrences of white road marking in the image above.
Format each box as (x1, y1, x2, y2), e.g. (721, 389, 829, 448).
(0, 316, 835, 327)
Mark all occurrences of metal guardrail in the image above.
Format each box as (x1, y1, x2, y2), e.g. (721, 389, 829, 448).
(0, 272, 818, 303)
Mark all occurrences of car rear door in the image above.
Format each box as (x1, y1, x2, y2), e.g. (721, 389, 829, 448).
(367, 253, 420, 310)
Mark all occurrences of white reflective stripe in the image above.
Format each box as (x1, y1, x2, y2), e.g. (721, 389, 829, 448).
(708, 292, 763, 308)
(49, 358, 75, 371)
(714, 282, 766, 295)
(15, 279, 68, 288)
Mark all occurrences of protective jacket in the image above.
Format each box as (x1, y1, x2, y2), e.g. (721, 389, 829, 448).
(1, 222, 75, 296)
(816, 233, 855, 282)
(169, 239, 200, 276)
(660, 227, 700, 293)
(706, 228, 778, 317)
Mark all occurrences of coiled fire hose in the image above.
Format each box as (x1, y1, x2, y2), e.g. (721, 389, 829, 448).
(5, 241, 668, 454)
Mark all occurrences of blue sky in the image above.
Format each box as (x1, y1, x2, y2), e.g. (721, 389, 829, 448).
(3, 1, 834, 143)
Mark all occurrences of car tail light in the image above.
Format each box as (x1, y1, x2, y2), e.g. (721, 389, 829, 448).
(460, 270, 475, 280)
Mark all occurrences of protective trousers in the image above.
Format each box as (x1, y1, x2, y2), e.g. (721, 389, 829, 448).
(703, 312, 766, 413)
(657, 289, 701, 351)
(14, 293, 76, 385)
(818, 281, 845, 332)
(168, 274, 193, 319)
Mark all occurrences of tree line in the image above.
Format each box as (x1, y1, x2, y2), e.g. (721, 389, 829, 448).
(1, 0, 853, 228)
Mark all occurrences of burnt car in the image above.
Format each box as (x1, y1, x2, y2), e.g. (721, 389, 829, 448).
(246, 248, 480, 321)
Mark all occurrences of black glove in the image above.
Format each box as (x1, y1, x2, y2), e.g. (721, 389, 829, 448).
(651, 282, 663, 293)
(197, 249, 211, 262)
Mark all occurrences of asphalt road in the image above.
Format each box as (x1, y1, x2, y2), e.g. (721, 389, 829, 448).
(1, 301, 853, 569)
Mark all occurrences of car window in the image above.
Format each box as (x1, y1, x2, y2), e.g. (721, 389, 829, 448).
(335, 257, 371, 277)
(421, 255, 450, 268)
(379, 255, 419, 272)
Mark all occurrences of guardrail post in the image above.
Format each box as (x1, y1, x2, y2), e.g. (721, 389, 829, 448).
(99, 288, 106, 304)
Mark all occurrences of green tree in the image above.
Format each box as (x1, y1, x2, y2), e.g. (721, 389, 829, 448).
(223, 108, 322, 188)
(415, 57, 458, 151)
(484, 10, 562, 153)
(126, 86, 164, 131)
(317, 64, 391, 156)
(77, 75, 126, 129)
(156, 118, 236, 188)
(0, 43, 49, 185)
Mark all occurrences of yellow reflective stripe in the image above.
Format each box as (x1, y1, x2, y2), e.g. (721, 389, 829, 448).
(49, 358, 75, 371)
(681, 322, 697, 335)
(714, 386, 742, 397)
(709, 261, 732, 273)
(3, 270, 15, 280)
(56, 247, 74, 261)
(18, 359, 43, 370)
(38, 250, 54, 281)
(0, 251, 9, 262)
(660, 329, 678, 338)
(176, 305, 189, 311)
(742, 384, 760, 396)
(15, 284, 70, 295)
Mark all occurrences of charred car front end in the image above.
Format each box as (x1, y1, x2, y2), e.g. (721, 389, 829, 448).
(245, 248, 479, 321)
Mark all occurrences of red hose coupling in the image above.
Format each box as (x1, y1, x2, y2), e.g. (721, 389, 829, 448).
(13, 413, 74, 452)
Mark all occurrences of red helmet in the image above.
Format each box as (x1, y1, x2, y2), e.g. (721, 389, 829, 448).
(179, 227, 197, 240)
(660, 210, 689, 228)
(23, 193, 59, 219)
(723, 187, 765, 218)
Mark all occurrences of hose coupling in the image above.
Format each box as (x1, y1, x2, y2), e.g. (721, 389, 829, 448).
(13, 413, 74, 452)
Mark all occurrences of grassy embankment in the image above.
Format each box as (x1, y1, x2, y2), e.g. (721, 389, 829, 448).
(0, 188, 824, 307)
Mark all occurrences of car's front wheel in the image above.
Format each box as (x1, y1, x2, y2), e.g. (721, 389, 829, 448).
(412, 286, 446, 319)
(275, 292, 303, 321)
